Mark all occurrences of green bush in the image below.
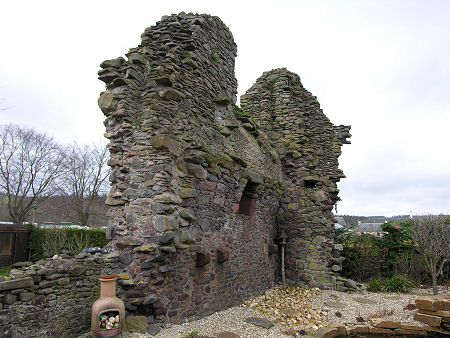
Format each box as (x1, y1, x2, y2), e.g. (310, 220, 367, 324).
(337, 233, 384, 282)
(367, 278, 383, 292)
(367, 275, 415, 293)
(29, 227, 109, 260)
(380, 221, 415, 274)
(383, 274, 415, 293)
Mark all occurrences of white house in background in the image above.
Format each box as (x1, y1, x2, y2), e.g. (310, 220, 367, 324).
(356, 221, 386, 237)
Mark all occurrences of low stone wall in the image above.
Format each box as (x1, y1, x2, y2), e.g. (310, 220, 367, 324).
(0, 253, 119, 338)
(414, 295, 450, 333)
(315, 296, 450, 337)
(315, 320, 448, 337)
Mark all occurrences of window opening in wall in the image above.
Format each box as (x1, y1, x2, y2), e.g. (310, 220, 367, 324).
(238, 182, 259, 216)
(304, 180, 317, 188)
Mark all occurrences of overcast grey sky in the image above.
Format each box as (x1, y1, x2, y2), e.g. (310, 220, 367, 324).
(1, 0, 449, 217)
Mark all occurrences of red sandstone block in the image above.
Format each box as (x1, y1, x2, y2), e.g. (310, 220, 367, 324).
(369, 327, 394, 335)
(233, 203, 239, 214)
(347, 325, 370, 335)
(313, 326, 337, 338)
(424, 326, 450, 336)
(370, 318, 401, 329)
(394, 328, 426, 336)
(419, 309, 450, 317)
(415, 296, 436, 310)
(400, 323, 426, 330)
(436, 298, 450, 311)
(328, 324, 346, 336)
(414, 312, 442, 327)
(415, 295, 450, 311)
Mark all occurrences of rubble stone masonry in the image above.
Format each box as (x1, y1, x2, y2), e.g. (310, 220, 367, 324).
(0, 13, 351, 338)
(98, 12, 350, 324)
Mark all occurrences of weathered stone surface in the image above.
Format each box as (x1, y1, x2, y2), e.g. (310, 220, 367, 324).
(369, 327, 394, 335)
(414, 312, 442, 327)
(150, 135, 182, 156)
(4, 293, 17, 305)
(344, 279, 358, 289)
(19, 292, 35, 302)
(147, 323, 161, 336)
(178, 188, 197, 199)
(419, 309, 450, 317)
(347, 325, 370, 335)
(215, 332, 240, 338)
(0, 253, 120, 337)
(179, 230, 196, 244)
(159, 88, 183, 101)
(415, 295, 450, 312)
(0, 277, 34, 291)
(324, 301, 345, 309)
(154, 215, 178, 232)
(68, 264, 85, 276)
(370, 318, 401, 329)
(125, 315, 148, 333)
(244, 317, 274, 329)
(119, 251, 133, 265)
(99, 12, 350, 327)
(394, 328, 426, 336)
(313, 326, 338, 338)
(180, 208, 195, 221)
(352, 296, 377, 305)
(148, 232, 175, 245)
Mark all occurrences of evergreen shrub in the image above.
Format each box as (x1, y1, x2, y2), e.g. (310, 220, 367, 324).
(29, 227, 108, 260)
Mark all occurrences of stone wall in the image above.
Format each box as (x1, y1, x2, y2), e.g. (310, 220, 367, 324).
(0, 253, 119, 337)
(97, 12, 350, 324)
(241, 68, 351, 288)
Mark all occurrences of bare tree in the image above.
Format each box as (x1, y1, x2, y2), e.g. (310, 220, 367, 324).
(0, 124, 64, 224)
(411, 215, 450, 295)
(59, 143, 109, 226)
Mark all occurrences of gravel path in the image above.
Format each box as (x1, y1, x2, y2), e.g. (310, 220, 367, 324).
(154, 307, 291, 338)
(80, 286, 449, 338)
(310, 289, 421, 326)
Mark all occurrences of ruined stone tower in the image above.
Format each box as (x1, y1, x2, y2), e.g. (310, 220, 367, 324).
(98, 13, 350, 323)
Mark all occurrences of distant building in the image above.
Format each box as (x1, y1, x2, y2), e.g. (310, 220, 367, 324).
(356, 222, 385, 237)
(335, 216, 347, 227)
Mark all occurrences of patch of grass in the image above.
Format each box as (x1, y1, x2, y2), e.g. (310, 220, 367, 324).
(0, 268, 11, 277)
(211, 52, 218, 61)
(187, 330, 198, 338)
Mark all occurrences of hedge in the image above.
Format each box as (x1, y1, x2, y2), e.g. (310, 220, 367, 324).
(29, 227, 109, 260)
